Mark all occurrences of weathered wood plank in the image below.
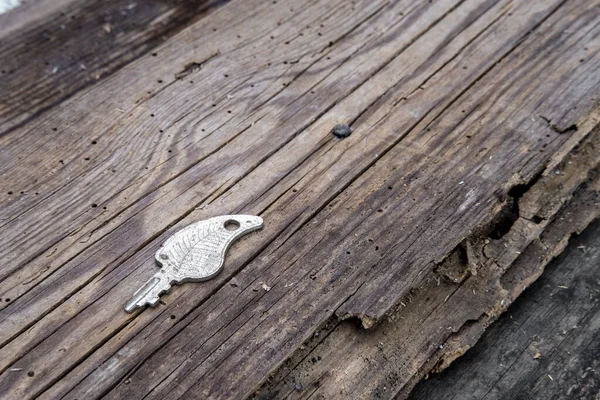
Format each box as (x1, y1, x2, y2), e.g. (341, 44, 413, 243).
(0, 0, 226, 135)
(97, 1, 600, 395)
(0, 0, 482, 346)
(2, 0, 482, 396)
(0, 0, 392, 283)
(255, 128, 600, 400)
(0, 0, 599, 399)
(409, 214, 600, 400)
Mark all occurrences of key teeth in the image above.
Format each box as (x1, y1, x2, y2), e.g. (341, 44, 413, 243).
(124, 296, 159, 313)
(124, 275, 169, 313)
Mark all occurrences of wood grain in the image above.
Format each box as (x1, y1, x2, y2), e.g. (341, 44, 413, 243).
(0, 0, 226, 135)
(254, 122, 600, 400)
(0, 0, 599, 399)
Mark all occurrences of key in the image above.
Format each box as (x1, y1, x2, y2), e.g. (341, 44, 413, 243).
(125, 214, 263, 313)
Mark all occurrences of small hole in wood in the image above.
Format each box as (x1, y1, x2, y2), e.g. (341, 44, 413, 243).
(532, 215, 543, 224)
(224, 220, 240, 231)
(28, 371, 35, 377)
(170, 315, 176, 320)
(91, 203, 98, 208)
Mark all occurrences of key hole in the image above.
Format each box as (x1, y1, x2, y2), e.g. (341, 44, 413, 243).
(224, 220, 240, 231)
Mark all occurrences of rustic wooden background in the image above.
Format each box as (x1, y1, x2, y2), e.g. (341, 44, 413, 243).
(0, 0, 599, 399)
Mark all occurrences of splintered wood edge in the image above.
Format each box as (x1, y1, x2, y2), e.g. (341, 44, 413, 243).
(399, 168, 600, 400)
(250, 115, 600, 400)
(337, 112, 600, 329)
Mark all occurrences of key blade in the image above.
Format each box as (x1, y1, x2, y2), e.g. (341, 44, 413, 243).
(124, 275, 171, 313)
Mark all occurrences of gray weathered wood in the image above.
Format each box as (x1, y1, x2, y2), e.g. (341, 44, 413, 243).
(0, 0, 225, 135)
(409, 219, 600, 400)
(0, 0, 599, 399)
(251, 127, 600, 400)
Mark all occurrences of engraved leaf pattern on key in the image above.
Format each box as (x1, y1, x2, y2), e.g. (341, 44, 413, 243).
(154, 215, 264, 283)
(125, 215, 263, 313)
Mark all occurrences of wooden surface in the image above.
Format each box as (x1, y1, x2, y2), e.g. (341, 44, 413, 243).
(409, 218, 600, 400)
(252, 133, 600, 400)
(0, 0, 226, 134)
(0, 0, 599, 399)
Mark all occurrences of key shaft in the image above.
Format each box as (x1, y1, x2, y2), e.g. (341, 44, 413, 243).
(124, 273, 172, 313)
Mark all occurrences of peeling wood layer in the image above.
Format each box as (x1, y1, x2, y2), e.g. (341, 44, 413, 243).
(411, 217, 600, 399)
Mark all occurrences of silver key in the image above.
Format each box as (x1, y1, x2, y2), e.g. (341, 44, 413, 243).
(124, 214, 263, 313)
